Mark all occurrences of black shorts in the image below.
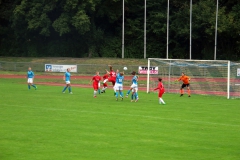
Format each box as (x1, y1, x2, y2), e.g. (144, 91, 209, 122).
(181, 83, 190, 89)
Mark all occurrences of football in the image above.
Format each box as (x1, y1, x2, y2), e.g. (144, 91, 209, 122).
(123, 67, 128, 70)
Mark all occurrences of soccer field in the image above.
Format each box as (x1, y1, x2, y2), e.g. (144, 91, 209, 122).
(0, 78, 240, 160)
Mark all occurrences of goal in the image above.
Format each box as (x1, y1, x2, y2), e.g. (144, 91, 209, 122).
(147, 58, 240, 99)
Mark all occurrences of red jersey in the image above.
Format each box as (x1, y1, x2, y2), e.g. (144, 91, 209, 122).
(92, 75, 101, 85)
(103, 74, 109, 80)
(154, 82, 165, 93)
(109, 71, 116, 78)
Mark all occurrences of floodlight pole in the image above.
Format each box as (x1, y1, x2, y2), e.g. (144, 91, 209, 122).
(144, 0, 147, 59)
(214, 0, 219, 60)
(190, 0, 192, 60)
(122, 0, 125, 59)
(166, 0, 169, 59)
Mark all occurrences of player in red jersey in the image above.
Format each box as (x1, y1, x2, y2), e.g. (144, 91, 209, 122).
(154, 78, 166, 105)
(101, 71, 109, 93)
(91, 71, 101, 98)
(103, 65, 117, 95)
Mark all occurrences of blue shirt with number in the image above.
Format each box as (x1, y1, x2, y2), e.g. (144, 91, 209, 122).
(27, 71, 34, 78)
(116, 73, 124, 84)
(65, 72, 71, 81)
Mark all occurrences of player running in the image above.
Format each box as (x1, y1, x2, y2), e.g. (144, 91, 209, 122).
(62, 68, 72, 94)
(103, 65, 117, 95)
(175, 72, 191, 97)
(27, 67, 37, 90)
(91, 71, 101, 98)
(101, 71, 109, 93)
(125, 71, 139, 102)
(114, 71, 124, 101)
(154, 78, 166, 105)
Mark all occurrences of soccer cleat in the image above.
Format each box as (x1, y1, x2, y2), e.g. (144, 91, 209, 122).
(69, 92, 73, 94)
(131, 100, 133, 102)
(162, 103, 166, 105)
(180, 94, 183, 97)
(121, 97, 123, 101)
(62, 92, 65, 93)
(188, 95, 191, 97)
(116, 98, 118, 101)
(103, 90, 105, 93)
(101, 91, 104, 93)
(94, 96, 97, 98)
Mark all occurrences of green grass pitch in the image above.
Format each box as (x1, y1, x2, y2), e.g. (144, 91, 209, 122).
(0, 78, 240, 160)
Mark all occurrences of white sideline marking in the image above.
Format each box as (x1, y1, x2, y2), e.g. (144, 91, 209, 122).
(2, 104, 240, 128)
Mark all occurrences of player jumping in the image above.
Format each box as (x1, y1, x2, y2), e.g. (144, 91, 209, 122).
(103, 65, 117, 95)
(125, 71, 139, 102)
(101, 71, 109, 93)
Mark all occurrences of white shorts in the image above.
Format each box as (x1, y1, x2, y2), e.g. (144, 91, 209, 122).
(132, 88, 138, 92)
(131, 84, 138, 89)
(66, 81, 71, 84)
(114, 83, 123, 91)
(27, 78, 33, 83)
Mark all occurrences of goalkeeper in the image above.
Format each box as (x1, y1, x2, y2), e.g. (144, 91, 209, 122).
(175, 72, 191, 97)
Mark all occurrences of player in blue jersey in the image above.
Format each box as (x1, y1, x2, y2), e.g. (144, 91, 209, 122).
(62, 68, 72, 94)
(27, 67, 37, 90)
(125, 71, 139, 102)
(114, 71, 124, 101)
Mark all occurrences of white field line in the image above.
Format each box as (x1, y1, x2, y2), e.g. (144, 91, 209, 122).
(2, 104, 240, 128)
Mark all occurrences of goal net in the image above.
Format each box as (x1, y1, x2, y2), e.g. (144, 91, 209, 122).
(147, 58, 240, 99)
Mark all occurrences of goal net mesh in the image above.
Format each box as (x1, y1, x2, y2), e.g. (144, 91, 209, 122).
(147, 59, 240, 99)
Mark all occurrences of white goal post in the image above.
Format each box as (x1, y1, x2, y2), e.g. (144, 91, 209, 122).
(147, 58, 240, 99)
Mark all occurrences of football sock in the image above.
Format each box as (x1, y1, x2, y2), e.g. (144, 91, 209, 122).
(188, 89, 190, 96)
(126, 90, 131, 95)
(120, 91, 123, 97)
(131, 94, 134, 100)
(28, 85, 30, 89)
(98, 89, 101, 94)
(160, 98, 165, 104)
(68, 87, 72, 93)
(62, 86, 67, 92)
(180, 89, 184, 94)
(115, 92, 119, 98)
(135, 93, 137, 100)
(94, 91, 97, 96)
(135, 92, 138, 98)
(103, 79, 108, 83)
(159, 98, 161, 104)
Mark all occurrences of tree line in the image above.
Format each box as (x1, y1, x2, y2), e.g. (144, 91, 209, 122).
(0, 0, 239, 60)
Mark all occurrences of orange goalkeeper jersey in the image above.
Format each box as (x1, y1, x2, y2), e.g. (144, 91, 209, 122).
(178, 75, 190, 84)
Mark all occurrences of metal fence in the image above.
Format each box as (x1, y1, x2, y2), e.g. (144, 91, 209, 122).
(0, 61, 140, 75)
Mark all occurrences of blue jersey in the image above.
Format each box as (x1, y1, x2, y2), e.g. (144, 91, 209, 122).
(116, 73, 124, 84)
(132, 75, 138, 85)
(65, 72, 71, 81)
(27, 71, 34, 78)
